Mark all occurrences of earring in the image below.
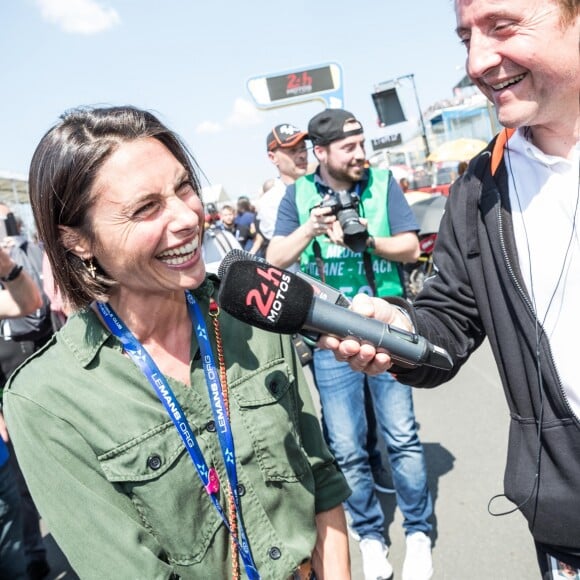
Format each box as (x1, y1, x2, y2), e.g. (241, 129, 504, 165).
(85, 259, 97, 279)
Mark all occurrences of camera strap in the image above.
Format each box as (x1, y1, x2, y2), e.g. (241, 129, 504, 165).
(311, 239, 327, 283)
(312, 239, 377, 296)
(362, 250, 377, 296)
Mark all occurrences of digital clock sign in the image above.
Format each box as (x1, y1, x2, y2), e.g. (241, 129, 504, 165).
(247, 63, 343, 109)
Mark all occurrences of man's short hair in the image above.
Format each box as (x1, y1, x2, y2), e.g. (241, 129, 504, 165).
(308, 109, 363, 146)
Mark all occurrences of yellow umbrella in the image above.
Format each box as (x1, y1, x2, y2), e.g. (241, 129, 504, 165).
(427, 138, 488, 163)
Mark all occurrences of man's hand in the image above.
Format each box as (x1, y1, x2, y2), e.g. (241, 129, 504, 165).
(317, 294, 412, 375)
(307, 204, 336, 239)
(0, 245, 16, 279)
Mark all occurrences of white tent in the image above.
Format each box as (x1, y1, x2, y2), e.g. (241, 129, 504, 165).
(201, 184, 230, 205)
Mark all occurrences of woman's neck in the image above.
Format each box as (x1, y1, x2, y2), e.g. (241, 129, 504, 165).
(105, 289, 194, 386)
(107, 289, 189, 343)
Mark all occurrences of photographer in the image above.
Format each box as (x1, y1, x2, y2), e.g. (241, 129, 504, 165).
(267, 109, 433, 580)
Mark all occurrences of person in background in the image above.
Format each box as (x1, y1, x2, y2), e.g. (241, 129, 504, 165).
(319, 0, 580, 577)
(257, 124, 309, 257)
(42, 252, 70, 331)
(0, 205, 52, 580)
(203, 202, 222, 229)
(0, 242, 44, 579)
(234, 196, 258, 252)
(4, 105, 351, 579)
(268, 108, 433, 580)
(456, 160, 468, 179)
(219, 204, 237, 237)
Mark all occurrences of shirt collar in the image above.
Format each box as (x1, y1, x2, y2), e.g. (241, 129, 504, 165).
(510, 127, 580, 168)
(59, 276, 217, 368)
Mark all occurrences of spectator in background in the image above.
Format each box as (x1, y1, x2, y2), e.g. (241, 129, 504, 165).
(0, 205, 52, 580)
(234, 196, 257, 252)
(257, 124, 309, 258)
(219, 204, 237, 237)
(399, 177, 410, 193)
(204, 202, 222, 229)
(456, 160, 468, 178)
(0, 240, 45, 580)
(42, 253, 70, 331)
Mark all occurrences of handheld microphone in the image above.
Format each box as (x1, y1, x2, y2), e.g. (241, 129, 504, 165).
(217, 256, 453, 371)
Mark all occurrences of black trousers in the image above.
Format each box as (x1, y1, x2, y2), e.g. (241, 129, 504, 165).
(1, 335, 51, 566)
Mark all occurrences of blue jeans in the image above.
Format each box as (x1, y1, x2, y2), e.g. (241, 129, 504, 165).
(0, 461, 27, 579)
(313, 348, 432, 540)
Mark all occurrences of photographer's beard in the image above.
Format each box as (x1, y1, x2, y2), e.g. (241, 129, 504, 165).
(324, 158, 365, 190)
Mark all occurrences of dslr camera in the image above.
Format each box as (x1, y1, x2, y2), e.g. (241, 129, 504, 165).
(320, 190, 369, 252)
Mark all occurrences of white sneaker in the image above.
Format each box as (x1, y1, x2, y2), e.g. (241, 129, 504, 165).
(402, 532, 433, 580)
(359, 537, 393, 580)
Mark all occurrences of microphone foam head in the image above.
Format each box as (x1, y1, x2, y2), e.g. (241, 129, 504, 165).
(217, 261, 313, 334)
(217, 248, 262, 279)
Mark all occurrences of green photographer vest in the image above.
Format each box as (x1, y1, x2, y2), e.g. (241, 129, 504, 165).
(295, 169, 404, 298)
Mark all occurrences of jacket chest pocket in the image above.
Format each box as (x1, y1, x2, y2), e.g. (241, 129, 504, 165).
(97, 421, 222, 565)
(231, 367, 310, 482)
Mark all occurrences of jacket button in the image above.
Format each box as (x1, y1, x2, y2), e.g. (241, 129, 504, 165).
(237, 483, 246, 496)
(147, 454, 162, 471)
(206, 420, 216, 432)
(268, 546, 281, 560)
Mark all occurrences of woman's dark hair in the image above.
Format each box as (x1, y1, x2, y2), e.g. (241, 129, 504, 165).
(29, 105, 202, 310)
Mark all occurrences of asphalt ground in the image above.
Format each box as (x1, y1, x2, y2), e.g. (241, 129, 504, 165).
(337, 340, 538, 580)
(41, 340, 537, 579)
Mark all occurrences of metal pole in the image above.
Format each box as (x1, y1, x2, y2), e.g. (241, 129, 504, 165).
(401, 73, 431, 158)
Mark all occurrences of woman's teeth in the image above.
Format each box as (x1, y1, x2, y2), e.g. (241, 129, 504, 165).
(157, 241, 197, 265)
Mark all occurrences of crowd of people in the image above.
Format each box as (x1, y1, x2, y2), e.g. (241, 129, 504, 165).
(0, 0, 578, 579)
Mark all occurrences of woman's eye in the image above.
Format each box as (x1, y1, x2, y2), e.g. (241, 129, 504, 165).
(179, 180, 196, 195)
(132, 201, 158, 218)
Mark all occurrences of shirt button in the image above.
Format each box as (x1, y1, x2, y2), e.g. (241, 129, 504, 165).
(206, 420, 216, 432)
(237, 483, 246, 496)
(147, 455, 162, 471)
(268, 546, 282, 560)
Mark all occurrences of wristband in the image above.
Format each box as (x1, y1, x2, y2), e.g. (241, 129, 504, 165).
(0, 264, 23, 282)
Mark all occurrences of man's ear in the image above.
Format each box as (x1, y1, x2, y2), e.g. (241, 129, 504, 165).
(58, 226, 92, 260)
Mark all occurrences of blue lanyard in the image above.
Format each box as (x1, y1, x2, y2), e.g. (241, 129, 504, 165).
(96, 297, 259, 579)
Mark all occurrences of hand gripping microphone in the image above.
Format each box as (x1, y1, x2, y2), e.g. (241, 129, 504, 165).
(217, 253, 453, 370)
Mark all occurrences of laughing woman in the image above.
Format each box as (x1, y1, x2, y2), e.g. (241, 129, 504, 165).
(4, 106, 351, 579)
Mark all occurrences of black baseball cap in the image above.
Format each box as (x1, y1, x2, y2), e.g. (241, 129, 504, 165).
(266, 124, 308, 151)
(308, 109, 364, 146)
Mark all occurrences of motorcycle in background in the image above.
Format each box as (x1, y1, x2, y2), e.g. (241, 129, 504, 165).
(404, 193, 448, 299)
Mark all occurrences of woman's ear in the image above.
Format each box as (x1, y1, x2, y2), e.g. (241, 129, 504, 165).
(58, 226, 92, 260)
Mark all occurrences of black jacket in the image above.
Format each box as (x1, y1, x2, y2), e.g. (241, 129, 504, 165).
(394, 133, 580, 555)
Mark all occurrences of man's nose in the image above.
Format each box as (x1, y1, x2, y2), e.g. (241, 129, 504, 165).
(466, 31, 502, 80)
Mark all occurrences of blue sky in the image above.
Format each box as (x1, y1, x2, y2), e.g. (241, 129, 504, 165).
(1, 0, 467, 199)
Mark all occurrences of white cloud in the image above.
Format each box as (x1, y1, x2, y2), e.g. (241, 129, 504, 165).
(195, 98, 262, 135)
(225, 98, 262, 128)
(195, 120, 223, 135)
(36, 0, 120, 35)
